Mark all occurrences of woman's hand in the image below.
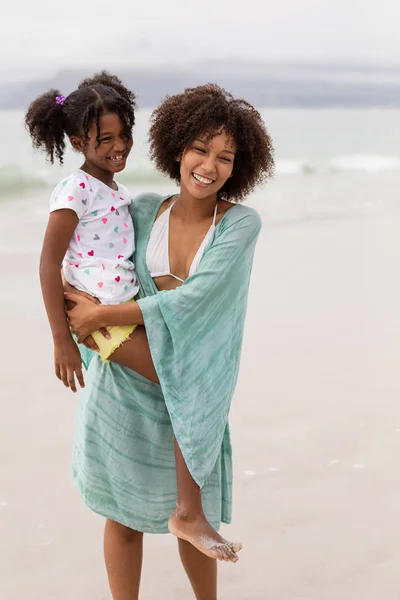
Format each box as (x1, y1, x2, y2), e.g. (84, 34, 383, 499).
(62, 273, 98, 310)
(62, 273, 109, 349)
(65, 292, 110, 344)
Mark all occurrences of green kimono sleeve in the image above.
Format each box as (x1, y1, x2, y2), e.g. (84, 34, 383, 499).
(137, 210, 261, 487)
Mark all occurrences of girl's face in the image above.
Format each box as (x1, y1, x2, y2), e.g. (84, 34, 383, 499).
(179, 130, 236, 200)
(72, 112, 133, 175)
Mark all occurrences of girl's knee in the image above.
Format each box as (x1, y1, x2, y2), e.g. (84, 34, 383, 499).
(106, 519, 143, 543)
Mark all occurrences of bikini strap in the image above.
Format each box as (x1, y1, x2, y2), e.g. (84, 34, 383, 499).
(165, 196, 178, 218)
(157, 197, 176, 224)
(212, 202, 218, 226)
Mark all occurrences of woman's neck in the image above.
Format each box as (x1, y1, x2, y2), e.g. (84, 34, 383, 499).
(172, 189, 218, 223)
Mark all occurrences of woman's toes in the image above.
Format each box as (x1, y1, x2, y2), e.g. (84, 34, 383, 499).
(215, 546, 229, 561)
(225, 545, 239, 562)
(229, 541, 242, 553)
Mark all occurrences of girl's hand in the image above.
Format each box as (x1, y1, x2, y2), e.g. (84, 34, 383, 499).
(65, 292, 109, 343)
(54, 336, 85, 393)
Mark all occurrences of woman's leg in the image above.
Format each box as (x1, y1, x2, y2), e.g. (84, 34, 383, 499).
(104, 519, 143, 600)
(109, 326, 159, 383)
(108, 329, 240, 563)
(178, 538, 217, 600)
(169, 440, 240, 562)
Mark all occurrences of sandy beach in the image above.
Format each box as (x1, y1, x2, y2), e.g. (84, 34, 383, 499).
(1, 193, 400, 599)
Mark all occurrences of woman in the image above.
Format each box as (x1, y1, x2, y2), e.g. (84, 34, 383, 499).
(66, 84, 274, 600)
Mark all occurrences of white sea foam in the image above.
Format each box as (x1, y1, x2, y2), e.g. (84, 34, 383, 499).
(275, 160, 315, 175)
(330, 155, 400, 173)
(0, 163, 166, 197)
(0, 165, 46, 195)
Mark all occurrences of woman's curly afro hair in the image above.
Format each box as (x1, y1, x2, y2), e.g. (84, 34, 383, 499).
(149, 83, 274, 202)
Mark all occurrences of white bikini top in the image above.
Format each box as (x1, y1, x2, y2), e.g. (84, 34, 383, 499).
(146, 199, 218, 283)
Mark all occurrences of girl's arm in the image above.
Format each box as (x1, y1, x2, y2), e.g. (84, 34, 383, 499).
(40, 209, 85, 392)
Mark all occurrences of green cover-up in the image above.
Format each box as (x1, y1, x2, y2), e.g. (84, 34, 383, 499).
(72, 192, 261, 533)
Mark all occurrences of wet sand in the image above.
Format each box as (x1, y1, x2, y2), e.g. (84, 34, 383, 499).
(1, 195, 400, 599)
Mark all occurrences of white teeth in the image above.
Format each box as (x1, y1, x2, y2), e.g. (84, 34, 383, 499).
(193, 173, 213, 184)
(109, 155, 124, 161)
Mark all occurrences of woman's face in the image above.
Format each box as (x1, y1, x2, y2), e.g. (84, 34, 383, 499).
(179, 130, 236, 200)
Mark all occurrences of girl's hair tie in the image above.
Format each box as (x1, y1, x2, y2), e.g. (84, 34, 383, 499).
(55, 95, 66, 106)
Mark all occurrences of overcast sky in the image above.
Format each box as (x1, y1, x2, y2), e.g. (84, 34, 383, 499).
(1, 0, 399, 82)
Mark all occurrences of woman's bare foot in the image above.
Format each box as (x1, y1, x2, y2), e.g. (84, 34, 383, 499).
(168, 508, 242, 562)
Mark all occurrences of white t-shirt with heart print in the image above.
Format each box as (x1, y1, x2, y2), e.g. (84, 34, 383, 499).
(49, 170, 139, 305)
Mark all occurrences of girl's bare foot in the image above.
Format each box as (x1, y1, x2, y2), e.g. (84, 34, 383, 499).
(168, 508, 242, 562)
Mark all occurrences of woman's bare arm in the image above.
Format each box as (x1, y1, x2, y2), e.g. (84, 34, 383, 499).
(61, 272, 110, 351)
(65, 291, 144, 342)
(64, 289, 158, 383)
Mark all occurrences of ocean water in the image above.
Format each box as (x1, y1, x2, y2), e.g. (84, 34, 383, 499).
(1, 108, 400, 222)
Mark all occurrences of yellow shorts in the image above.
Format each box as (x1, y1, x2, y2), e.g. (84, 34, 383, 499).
(87, 297, 137, 362)
(92, 324, 136, 362)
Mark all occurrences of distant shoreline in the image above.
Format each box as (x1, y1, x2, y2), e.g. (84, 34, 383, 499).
(2, 61, 400, 110)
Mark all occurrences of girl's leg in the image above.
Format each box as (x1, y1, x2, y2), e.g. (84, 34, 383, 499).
(108, 328, 240, 563)
(104, 519, 143, 600)
(178, 538, 217, 600)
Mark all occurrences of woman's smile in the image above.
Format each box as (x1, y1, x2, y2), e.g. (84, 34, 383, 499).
(192, 172, 215, 186)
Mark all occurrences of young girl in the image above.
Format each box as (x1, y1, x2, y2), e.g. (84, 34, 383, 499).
(25, 72, 138, 393)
